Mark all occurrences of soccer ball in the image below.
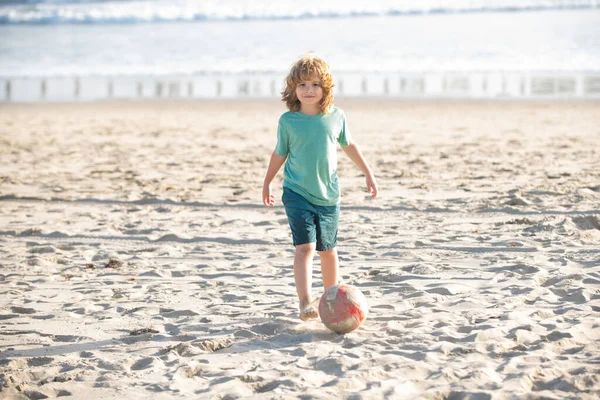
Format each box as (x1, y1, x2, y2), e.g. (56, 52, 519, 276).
(319, 284, 368, 334)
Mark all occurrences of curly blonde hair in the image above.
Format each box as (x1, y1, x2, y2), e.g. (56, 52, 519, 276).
(281, 53, 335, 114)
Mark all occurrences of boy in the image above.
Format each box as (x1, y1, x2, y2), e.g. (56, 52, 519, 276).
(262, 53, 378, 320)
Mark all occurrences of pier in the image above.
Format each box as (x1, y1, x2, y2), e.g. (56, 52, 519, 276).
(1, 71, 599, 102)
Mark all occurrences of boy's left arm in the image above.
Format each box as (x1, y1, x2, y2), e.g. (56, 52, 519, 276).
(342, 142, 378, 199)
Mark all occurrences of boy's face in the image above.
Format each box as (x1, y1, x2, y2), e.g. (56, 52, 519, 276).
(295, 76, 323, 108)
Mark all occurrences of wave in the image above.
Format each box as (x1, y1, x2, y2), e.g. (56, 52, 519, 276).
(0, 0, 598, 25)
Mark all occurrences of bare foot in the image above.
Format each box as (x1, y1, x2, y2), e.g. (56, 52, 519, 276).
(299, 299, 319, 321)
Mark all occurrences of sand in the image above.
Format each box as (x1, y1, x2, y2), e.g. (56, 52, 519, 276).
(0, 99, 599, 399)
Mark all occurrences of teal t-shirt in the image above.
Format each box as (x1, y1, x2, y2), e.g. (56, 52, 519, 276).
(275, 107, 352, 206)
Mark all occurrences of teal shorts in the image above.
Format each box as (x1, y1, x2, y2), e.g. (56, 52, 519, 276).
(282, 187, 339, 251)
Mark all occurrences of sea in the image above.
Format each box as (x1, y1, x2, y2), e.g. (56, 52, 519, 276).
(0, 0, 599, 101)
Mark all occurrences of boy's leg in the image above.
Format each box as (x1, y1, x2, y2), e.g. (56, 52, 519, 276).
(318, 247, 339, 290)
(294, 243, 318, 320)
(315, 203, 340, 290)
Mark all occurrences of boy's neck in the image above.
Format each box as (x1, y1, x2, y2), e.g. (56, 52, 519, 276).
(299, 105, 320, 116)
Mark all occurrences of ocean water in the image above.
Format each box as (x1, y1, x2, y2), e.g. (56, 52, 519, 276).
(0, 0, 599, 78)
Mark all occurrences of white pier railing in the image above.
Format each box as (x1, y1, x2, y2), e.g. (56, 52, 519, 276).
(1, 71, 599, 102)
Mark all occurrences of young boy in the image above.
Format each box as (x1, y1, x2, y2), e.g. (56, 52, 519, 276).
(262, 53, 378, 321)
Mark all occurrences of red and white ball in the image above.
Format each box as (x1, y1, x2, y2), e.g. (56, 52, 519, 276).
(319, 284, 368, 334)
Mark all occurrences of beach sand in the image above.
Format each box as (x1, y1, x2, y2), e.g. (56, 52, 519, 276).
(0, 99, 599, 399)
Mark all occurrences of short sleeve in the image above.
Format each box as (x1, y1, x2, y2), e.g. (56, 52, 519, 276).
(275, 117, 289, 156)
(338, 112, 352, 147)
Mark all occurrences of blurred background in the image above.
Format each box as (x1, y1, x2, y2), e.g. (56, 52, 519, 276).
(1, 0, 599, 101)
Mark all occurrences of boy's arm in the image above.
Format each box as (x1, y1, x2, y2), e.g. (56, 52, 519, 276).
(341, 142, 378, 199)
(262, 150, 288, 207)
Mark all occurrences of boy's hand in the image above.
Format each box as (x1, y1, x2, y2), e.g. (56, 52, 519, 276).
(366, 175, 378, 199)
(263, 183, 275, 207)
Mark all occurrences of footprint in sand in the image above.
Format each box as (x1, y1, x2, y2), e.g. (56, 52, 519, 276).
(27, 357, 54, 367)
(10, 306, 36, 314)
(130, 357, 155, 371)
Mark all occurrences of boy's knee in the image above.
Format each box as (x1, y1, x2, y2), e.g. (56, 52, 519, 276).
(318, 247, 337, 256)
(296, 243, 316, 256)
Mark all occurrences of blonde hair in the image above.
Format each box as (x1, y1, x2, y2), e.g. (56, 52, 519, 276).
(281, 53, 335, 114)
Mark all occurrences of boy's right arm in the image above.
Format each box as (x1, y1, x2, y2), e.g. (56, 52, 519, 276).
(262, 150, 287, 207)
